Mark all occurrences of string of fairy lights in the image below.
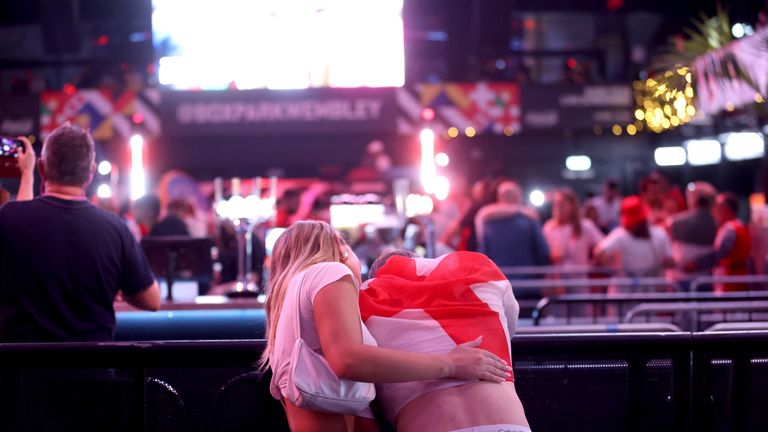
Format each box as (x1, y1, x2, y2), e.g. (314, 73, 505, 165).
(607, 66, 697, 136)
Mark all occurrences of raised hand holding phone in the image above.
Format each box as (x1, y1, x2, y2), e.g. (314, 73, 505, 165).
(0, 136, 25, 178)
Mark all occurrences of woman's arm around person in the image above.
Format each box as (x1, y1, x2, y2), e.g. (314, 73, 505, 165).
(314, 275, 511, 383)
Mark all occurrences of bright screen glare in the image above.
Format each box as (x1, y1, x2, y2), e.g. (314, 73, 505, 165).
(152, 0, 405, 90)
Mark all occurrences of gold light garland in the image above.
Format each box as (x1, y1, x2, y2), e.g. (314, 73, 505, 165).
(632, 66, 696, 134)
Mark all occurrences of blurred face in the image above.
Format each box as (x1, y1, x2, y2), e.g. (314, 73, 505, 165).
(714, 200, 733, 225)
(471, 181, 486, 201)
(553, 193, 574, 223)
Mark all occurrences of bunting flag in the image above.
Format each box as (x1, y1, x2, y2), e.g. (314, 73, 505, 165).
(40, 89, 161, 140)
(395, 82, 522, 135)
(359, 251, 515, 372)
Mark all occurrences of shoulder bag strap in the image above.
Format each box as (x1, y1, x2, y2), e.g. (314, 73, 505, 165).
(293, 272, 305, 342)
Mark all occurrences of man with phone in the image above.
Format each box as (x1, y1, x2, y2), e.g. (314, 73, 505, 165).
(0, 124, 161, 342)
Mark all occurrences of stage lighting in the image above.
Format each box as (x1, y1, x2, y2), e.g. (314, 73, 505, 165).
(529, 190, 545, 207)
(130, 134, 146, 200)
(565, 155, 591, 171)
(684, 139, 721, 166)
(654, 146, 686, 166)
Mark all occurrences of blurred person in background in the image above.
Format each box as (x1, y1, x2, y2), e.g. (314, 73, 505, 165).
(432, 175, 471, 251)
(475, 181, 550, 273)
(684, 192, 752, 292)
(663, 186, 687, 218)
(638, 172, 669, 225)
(274, 188, 301, 228)
(133, 194, 162, 238)
(361, 140, 392, 174)
(213, 220, 266, 287)
(584, 203, 600, 230)
(586, 179, 621, 233)
(0, 124, 159, 342)
(275, 183, 330, 227)
(666, 182, 718, 287)
(441, 177, 497, 251)
(147, 198, 193, 237)
(474, 180, 540, 224)
(594, 196, 673, 279)
(543, 188, 604, 268)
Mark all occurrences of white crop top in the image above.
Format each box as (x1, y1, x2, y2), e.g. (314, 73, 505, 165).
(269, 262, 378, 404)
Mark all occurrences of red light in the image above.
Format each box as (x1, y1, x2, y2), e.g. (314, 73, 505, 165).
(132, 112, 145, 124)
(63, 83, 76, 95)
(421, 108, 435, 121)
(131, 112, 144, 124)
(523, 18, 537, 30)
(97, 35, 109, 46)
(566, 58, 578, 69)
(606, 0, 623, 11)
(146, 63, 156, 75)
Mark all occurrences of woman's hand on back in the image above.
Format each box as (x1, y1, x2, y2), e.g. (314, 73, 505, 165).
(443, 336, 511, 382)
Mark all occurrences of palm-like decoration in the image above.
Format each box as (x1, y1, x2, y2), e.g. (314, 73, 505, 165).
(652, 3, 735, 73)
(640, 2, 768, 125)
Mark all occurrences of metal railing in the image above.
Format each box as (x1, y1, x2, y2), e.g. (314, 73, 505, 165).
(625, 301, 768, 331)
(532, 291, 768, 325)
(500, 265, 615, 277)
(689, 274, 768, 292)
(510, 276, 676, 292)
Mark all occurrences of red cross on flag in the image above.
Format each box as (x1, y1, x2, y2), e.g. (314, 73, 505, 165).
(359, 251, 517, 379)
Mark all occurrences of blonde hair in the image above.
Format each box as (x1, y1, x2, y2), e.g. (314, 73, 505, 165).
(258, 220, 344, 372)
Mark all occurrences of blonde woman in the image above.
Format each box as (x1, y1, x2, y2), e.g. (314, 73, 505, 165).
(542, 188, 603, 267)
(260, 221, 511, 432)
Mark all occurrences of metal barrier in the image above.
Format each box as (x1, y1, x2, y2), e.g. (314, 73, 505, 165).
(691, 331, 768, 430)
(510, 276, 676, 292)
(704, 322, 768, 332)
(2, 332, 768, 432)
(0, 340, 270, 432)
(517, 322, 684, 334)
(500, 265, 615, 277)
(689, 274, 768, 292)
(533, 291, 768, 326)
(625, 301, 768, 331)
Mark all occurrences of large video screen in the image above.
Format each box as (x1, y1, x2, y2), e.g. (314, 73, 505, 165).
(152, 0, 404, 90)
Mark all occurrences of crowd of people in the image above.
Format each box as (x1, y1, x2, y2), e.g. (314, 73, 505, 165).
(431, 174, 754, 293)
(0, 123, 761, 431)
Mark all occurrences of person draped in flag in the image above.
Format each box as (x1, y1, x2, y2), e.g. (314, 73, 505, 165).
(360, 250, 530, 432)
(258, 221, 511, 432)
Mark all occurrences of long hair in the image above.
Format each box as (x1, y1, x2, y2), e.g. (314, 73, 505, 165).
(555, 188, 582, 238)
(257, 221, 344, 372)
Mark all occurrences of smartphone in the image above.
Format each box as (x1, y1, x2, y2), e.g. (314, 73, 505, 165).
(0, 136, 24, 178)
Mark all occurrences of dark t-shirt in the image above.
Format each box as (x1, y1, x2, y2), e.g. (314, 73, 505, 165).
(0, 196, 155, 342)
